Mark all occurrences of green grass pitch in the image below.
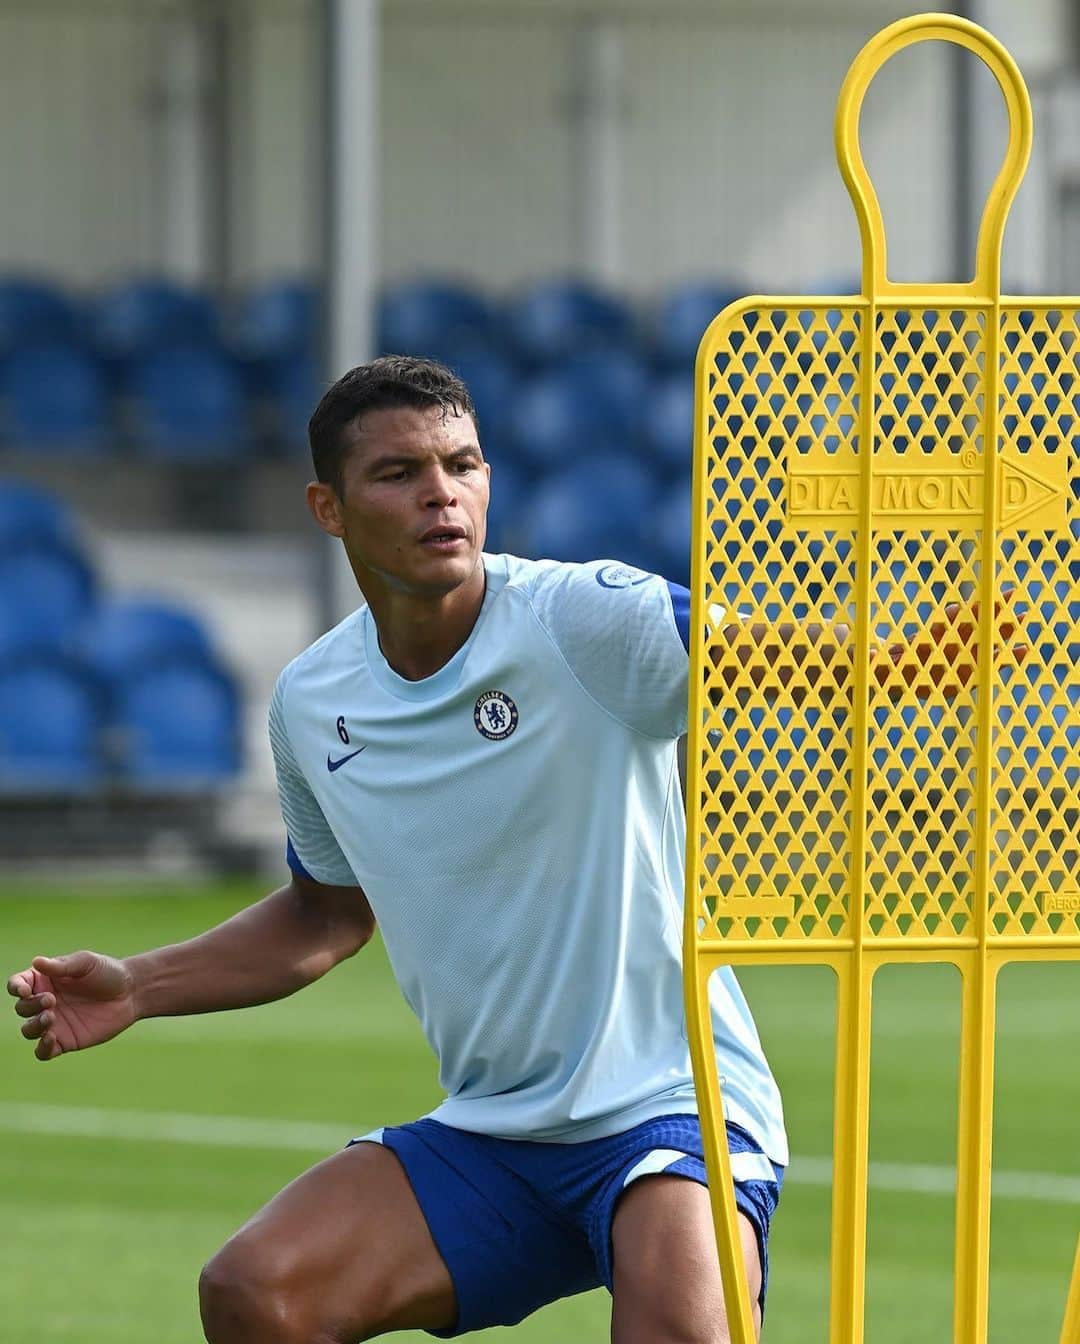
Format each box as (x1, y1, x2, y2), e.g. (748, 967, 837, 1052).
(2, 881, 1077, 1342)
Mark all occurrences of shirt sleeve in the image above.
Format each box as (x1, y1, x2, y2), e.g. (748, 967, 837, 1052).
(268, 672, 360, 887)
(527, 560, 694, 741)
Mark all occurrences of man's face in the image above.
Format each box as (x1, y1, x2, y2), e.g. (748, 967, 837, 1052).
(322, 404, 490, 598)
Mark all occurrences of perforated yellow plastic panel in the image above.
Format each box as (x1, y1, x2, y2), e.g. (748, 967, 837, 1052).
(683, 15, 1080, 1344)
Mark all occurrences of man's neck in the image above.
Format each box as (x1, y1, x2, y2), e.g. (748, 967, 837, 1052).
(363, 564, 487, 682)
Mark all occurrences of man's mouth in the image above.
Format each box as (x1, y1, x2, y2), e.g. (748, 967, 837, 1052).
(419, 525, 468, 550)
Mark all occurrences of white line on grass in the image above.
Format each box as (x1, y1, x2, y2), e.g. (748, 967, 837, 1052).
(0, 1102, 349, 1152)
(791, 1155, 1080, 1204)
(2, 1102, 1079, 1205)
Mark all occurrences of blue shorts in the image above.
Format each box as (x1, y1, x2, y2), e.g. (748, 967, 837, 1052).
(350, 1114, 783, 1336)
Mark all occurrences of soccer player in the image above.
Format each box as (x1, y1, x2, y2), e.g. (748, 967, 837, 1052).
(8, 355, 1003, 1342)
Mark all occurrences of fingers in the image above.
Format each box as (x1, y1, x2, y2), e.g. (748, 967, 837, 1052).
(32, 951, 95, 980)
(6, 969, 37, 998)
(8, 969, 62, 1060)
(16, 1003, 62, 1060)
(13, 991, 55, 1019)
(34, 1031, 61, 1062)
(21, 1008, 52, 1040)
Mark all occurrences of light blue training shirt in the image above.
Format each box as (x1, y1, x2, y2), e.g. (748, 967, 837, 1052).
(269, 553, 788, 1165)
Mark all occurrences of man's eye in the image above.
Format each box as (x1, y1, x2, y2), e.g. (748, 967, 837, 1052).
(383, 470, 408, 481)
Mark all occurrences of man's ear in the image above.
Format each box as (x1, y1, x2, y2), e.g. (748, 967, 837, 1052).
(307, 481, 346, 538)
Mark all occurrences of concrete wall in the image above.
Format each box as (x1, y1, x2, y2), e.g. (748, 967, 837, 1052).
(0, 3, 160, 285)
(0, 0, 1070, 294)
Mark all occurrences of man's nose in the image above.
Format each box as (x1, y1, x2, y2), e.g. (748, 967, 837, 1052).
(423, 468, 457, 507)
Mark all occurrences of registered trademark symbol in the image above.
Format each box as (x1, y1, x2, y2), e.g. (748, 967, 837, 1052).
(961, 448, 979, 469)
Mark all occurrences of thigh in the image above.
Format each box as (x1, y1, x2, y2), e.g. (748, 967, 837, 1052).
(609, 1176, 762, 1344)
(202, 1140, 457, 1339)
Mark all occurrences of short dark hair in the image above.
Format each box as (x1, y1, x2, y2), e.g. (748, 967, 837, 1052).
(308, 354, 478, 496)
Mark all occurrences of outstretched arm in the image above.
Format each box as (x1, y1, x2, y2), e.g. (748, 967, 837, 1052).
(713, 591, 1025, 701)
(7, 874, 375, 1061)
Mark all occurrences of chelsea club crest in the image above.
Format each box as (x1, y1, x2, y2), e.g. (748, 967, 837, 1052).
(474, 690, 518, 741)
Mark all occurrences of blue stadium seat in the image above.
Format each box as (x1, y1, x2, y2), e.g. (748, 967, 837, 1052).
(267, 351, 321, 452)
(650, 478, 692, 586)
(484, 459, 526, 553)
(377, 281, 495, 362)
(0, 481, 75, 551)
(506, 280, 634, 366)
(129, 345, 250, 460)
(445, 348, 516, 457)
(91, 279, 219, 366)
(0, 277, 80, 353)
(117, 658, 240, 784)
(509, 352, 648, 472)
(0, 344, 110, 454)
(79, 598, 216, 687)
(560, 350, 649, 406)
(519, 453, 656, 566)
(0, 543, 95, 660)
(643, 372, 694, 468)
(652, 281, 748, 370)
(0, 657, 102, 789)
(233, 279, 319, 363)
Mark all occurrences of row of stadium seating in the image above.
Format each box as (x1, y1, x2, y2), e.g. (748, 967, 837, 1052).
(0, 275, 315, 365)
(0, 273, 770, 462)
(0, 273, 769, 369)
(0, 341, 315, 459)
(0, 342, 704, 467)
(377, 277, 768, 369)
(0, 482, 241, 788)
(489, 451, 690, 584)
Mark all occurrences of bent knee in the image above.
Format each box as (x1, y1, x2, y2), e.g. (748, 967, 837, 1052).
(614, 1252, 761, 1344)
(198, 1235, 410, 1344)
(625, 1295, 756, 1344)
(199, 1241, 314, 1344)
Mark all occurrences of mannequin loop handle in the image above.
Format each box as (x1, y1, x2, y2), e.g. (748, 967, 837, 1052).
(835, 12, 1032, 298)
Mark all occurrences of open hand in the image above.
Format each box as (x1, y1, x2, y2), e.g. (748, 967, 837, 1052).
(7, 951, 138, 1061)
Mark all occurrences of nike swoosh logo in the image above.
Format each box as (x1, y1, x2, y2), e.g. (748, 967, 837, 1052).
(327, 746, 367, 772)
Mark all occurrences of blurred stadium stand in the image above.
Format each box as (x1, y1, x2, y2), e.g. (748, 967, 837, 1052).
(128, 344, 250, 462)
(0, 277, 80, 353)
(378, 280, 497, 364)
(521, 453, 658, 568)
(0, 477, 252, 868)
(643, 372, 695, 469)
(80, 597, 217, 685)
(0, 479, 76, 550)
(0, 268, 729, 537)
(651, 479, 693, 588)
(0, 344, 111, 455)
(0, 0, 1067, 897)
(117, 660, 241, 786)
(651, 282, 749, 370)
(505, 280, 636, 367)
(91, 278, 220, 372)
(509, 351, 649, 472)
(0, 268, 748, 870)
(0, 542, 96, 660)
(232, 278, 320, 367)
(0, 656, 103, 791)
